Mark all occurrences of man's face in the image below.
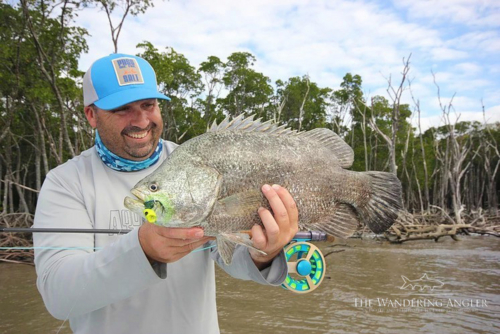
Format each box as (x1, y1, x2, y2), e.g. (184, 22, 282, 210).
(85, 99, 163, 161)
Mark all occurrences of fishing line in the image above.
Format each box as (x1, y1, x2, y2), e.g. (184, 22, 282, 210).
(0, 245, 215, 252)
(195, 244, 216, 252)
(0, 247, 103, 250)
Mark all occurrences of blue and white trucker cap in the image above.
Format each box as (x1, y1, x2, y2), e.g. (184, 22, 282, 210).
(83, 53, 170, 110)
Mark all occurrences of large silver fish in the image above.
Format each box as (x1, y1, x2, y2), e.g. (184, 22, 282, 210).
(124, 115, 402, 264)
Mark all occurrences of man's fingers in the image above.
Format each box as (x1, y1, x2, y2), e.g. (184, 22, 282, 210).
(262, 184, 289, 229)
(160, 235, 211, 248)
(153, 225, 205, 239)
(274, 185, 299, 232)
(257, 206, 280, 245)
(168, 238, 212, 260)
(251, 223, 267, 250)
(154, 237, 212, 262)
(180, 237, 212, 253)
(139, 223, 215, 263)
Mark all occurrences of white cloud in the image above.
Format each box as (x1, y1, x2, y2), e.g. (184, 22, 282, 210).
(484, 105, 500, 123)
(447, 30, 500, 54)
(395, 0, 500, 28)
(430, 47, 469, 61)
(415, 104, 500, 132)
(72, 0, 499, 124)
(453, 62, 482, 75)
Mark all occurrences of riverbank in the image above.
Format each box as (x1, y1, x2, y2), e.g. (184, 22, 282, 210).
(2, 236, 499, 334)
(1, 210, 499, 264)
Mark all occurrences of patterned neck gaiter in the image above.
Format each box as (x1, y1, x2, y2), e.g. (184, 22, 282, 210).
(94, 130, 163, 172)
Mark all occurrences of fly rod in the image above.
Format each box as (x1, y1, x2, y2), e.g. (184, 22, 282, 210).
(0, 227, 131, 234)
(0, 227, 328, 240)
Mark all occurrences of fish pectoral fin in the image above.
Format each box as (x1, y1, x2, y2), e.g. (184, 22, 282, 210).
(217, 232, 267, 265)
(217, 190, 263, 217)
(216, 236, 236, 266)
(309, 203, 360, 239)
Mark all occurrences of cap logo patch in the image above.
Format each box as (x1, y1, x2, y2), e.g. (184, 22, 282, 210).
(112, 58, 144, 86)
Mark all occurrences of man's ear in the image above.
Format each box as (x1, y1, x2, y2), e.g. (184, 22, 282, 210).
(84, 106, 98, 128)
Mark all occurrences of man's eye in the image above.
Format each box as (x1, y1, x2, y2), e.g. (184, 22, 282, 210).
(110, 108, 128, 113)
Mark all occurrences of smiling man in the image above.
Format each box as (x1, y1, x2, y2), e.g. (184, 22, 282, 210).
(87, 99, 163, 162)
(33, 53, 298, 334)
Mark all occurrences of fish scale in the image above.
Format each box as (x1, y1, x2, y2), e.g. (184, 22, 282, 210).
(124, 114, 403, 265)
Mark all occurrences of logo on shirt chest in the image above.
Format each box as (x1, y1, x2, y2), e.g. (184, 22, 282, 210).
(108, 209, 144, 231)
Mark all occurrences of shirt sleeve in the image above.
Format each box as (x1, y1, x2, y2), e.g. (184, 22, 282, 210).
(209, 241, 288, 286)
(33, 171, 165, 320)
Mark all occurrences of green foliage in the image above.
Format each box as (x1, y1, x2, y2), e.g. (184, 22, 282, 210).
(0, 2, 88, 212)
(137, 42, 204, 142)
(219, 52, 273, 118)
(198, 56, 225, 123)
(275, 76, 330, 130)
(1, 2, 498, 216)
(335, 73, 363, 106)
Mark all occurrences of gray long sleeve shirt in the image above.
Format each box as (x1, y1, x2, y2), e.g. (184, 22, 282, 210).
(33, 140, 287, 334)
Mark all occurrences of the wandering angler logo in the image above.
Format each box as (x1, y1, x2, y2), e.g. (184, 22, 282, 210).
(354, 272, 489, 313)
(400, 273, 444, 291)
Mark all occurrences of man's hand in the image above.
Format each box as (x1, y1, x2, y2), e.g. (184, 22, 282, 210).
(139, 223, 213, 264)
(250, 184, 299, 270)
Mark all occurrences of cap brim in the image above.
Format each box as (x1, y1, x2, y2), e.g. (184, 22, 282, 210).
(94, 88, 170, 110)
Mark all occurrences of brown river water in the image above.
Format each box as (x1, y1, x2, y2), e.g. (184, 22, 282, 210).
(0, 236, 499, 334)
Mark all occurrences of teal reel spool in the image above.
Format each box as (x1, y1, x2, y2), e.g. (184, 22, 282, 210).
(282, 232, 327, 294)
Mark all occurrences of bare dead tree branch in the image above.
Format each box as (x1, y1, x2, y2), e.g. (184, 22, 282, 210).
(298, 75, 310, 132)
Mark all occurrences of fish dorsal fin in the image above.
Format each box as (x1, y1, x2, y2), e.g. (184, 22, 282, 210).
(209, 114, 298, 136)
(209, 114, 353, 168)
(300, 128, 354, 168)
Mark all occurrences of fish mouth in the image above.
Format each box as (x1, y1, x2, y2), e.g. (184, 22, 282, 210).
(124, 188, 147, 213)
(131, 188, 147, 202)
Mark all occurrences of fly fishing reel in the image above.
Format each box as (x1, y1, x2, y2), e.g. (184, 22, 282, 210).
(282, 232, 327, 294)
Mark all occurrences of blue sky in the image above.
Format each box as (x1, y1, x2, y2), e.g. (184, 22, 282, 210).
(75, 0, 500, 130)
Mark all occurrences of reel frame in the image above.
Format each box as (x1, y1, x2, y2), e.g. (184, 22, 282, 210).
(281, 232, 328, 294)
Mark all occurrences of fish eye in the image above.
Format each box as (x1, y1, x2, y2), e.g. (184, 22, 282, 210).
(149, 183, 159, 192)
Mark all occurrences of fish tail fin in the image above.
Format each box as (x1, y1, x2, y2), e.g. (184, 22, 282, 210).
(400, 275, 412, 289)
(357, 171, 402, 233)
